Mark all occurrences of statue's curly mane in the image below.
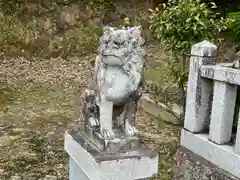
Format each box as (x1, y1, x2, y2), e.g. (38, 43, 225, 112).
(94, 26, 146, 103)
(99, 26, 146, 67)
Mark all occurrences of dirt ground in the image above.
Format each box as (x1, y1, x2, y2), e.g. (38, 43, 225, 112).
(0, 54, 181, 180)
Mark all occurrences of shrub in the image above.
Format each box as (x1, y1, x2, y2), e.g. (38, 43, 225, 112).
(149, 0, 226, 59)
(227, 11, 240, 50)
(149, 0, 226, 111)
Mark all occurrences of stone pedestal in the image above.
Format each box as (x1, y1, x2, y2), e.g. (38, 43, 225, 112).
(64, 129, 159, 180)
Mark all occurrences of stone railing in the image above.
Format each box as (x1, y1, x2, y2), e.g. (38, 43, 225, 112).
(181, 40, 240, 178)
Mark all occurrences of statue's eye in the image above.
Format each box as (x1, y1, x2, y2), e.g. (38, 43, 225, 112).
(104, 39, 109, 43)
(114, 41, 119, 45)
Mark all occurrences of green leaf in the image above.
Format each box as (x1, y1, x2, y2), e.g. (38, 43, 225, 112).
(210, 2, 217, 9)
(148, 9, 153, 13)
(162, 3, 166, 9)
(186, 18, 191, 23)
(194, 15, 200, 22)
(148, 0, 226, 87)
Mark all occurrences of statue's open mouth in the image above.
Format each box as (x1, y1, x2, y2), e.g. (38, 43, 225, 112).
(101, 49, 125, 57)
(101, 51, 127, 66)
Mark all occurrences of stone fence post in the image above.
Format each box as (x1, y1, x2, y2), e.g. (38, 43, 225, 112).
(184, 40, 217, 133)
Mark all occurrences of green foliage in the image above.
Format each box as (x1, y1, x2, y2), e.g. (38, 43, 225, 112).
(0, 13, 102, 58)
(149, 0, 226, 103)
(57, 24, 102, 57)
(0, 0, 106, 58)
(0, 0, 143, 59)
(226, 12, 240, 48)
(0, 0, 71, 16)
(86, 0, 116, 16)
(149, 0, 226, 58)
(0, 0, 116, 19)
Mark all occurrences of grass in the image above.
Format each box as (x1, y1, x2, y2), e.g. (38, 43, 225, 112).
(138, 112, 181, 180)
(0, 0, 152, 59)
(144, 45, 170, 84)
(0, 13, 101, 58)
(0, 56, 93, 179)
(144, 45, 183, 105)
(0, 0, 107, 58)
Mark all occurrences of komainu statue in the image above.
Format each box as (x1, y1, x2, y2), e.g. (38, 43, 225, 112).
(82, 26, 146, 143)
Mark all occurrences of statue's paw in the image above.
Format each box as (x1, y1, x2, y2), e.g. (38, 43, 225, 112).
(114, 116, 122, 127)
(101, 128, 115, 140)
(89, 117, 100, 127)
(124, 121, 138, 137)
(233, 59, 240, 69)
(95, 119, 100, 126)
(83, 89, 95, 101)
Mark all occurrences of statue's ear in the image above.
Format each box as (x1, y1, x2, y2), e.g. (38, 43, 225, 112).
(103, 26, 115, 35)
(103, 26, 110, 34)
(131, 26, 142, 38)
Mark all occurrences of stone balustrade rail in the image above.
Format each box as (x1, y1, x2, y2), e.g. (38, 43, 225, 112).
(181, 40, 240, 178)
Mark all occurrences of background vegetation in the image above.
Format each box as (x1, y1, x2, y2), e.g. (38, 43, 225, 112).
(0, 0, 154, 59)
(1, 0, 240, 179)
(149, 0, 227, 114)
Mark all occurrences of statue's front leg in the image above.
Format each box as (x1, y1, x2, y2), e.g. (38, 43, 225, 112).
(82, 89, 99, 130)
(99, 95, 115, 140)
(123, 100, 138, 137)
(112, 105, 124, 128)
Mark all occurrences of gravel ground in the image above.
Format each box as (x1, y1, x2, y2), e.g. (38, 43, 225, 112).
(0, 54, 181, 180)
(173, 147, 239, 180)
(0, 56, 92, 180)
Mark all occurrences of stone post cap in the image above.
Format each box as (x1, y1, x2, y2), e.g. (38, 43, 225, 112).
(191, 40, 217, 57)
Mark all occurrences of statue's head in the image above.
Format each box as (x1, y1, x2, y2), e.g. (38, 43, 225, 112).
(99, 26, 145, 66)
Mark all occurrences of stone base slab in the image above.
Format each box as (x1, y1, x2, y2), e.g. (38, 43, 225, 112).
(85, 126, 140, 154)
(180, 129, 240, 179)
(64, 130, 159, 180)
(140, 93, 182, 125)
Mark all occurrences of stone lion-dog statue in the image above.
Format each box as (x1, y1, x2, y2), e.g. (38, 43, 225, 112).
(82, 26, 146, 140)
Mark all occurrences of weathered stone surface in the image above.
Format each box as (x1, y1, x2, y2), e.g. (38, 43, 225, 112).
(235, 113, 240, 155)
(201, 65, 240, 85)
(64, 131, 159, 180)
(173, 147, 239, 180)
(140, 94, 182, 125)
(209, 81, 237, 144)
(184, 40, 216, 132)
(84, 126, 140, 154)
(191, 40, 218, 57)
(180, 41, 240, 180)
(69, 157, 89, 180)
